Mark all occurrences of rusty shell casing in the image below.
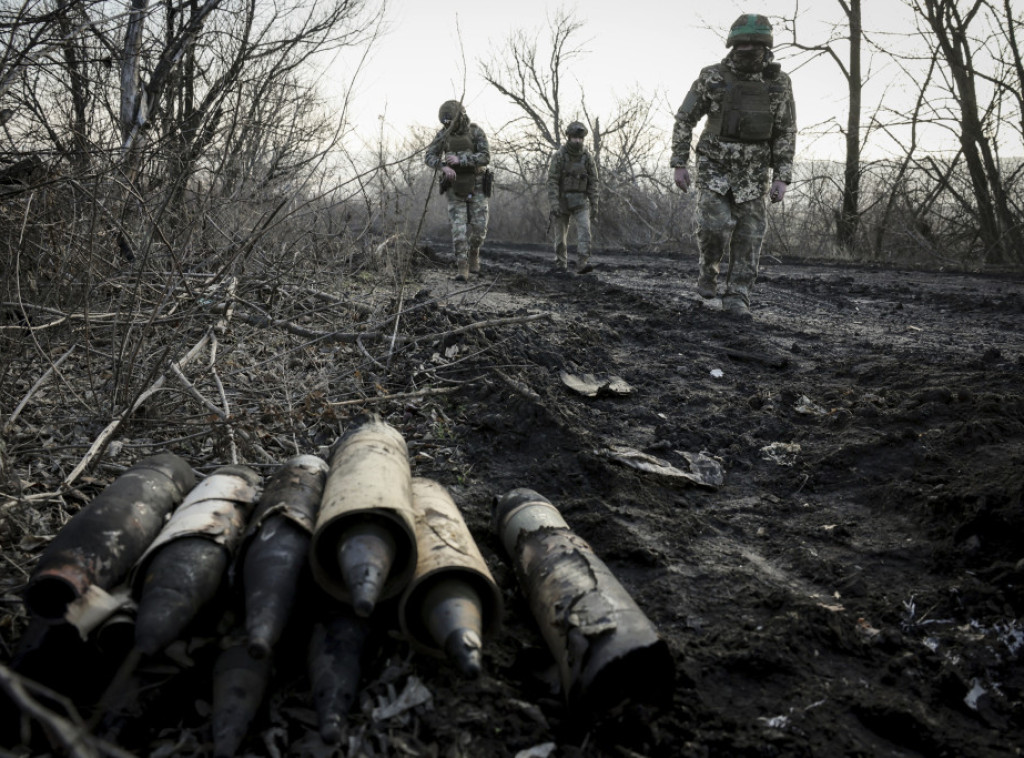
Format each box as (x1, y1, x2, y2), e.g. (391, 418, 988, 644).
(311, 416, 417, 615)
(399, 478, 503, 678)
(131, 465, 261, 656)
(238, 455, 328, 659)
(212, 640, 272, 758)
(308, 603, 373, 745)
(493, 488, 675, 711)
(24, 453, 196, 620)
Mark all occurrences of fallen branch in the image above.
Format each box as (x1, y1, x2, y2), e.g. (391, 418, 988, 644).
(327, 386, 459, 407)
(494, 369, 541, 402)
(0, 663, 135, 758)
(411, 312, 552, 346)
(3, 345, 76, 435)
(62, 329, 214, 489)
(231, 309, 552, 348)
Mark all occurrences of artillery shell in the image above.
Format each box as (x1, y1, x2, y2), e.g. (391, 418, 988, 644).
(239, 455, 328, 658)
(131, 465, 260, 656)
(399, 478, 502, 678)
(133, 536, 230, 656)
(212, 641, 272, 758)
(308, 603, 373, 745)
(24, 453, 196, 620)
(494, 488, 675, 711)
(311, 415, 417, 616)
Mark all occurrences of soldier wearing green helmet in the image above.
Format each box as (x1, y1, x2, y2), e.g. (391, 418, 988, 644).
(670, 13, 797, 319)
(424, 99, 492, 281)
(546, 120, 599, 274)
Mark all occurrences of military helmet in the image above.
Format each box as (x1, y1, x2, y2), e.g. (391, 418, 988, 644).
(566, 121, 587, 138)
(726, 13, 773, 47)
(438, 99, 465, 124)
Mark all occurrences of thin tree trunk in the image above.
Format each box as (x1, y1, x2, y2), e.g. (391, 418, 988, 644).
(837, 0, 862, 250)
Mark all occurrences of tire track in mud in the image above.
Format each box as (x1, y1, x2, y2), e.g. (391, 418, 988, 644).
(420, 242, 1024, 756)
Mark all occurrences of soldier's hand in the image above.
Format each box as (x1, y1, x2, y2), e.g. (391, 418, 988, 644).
(673, 166, 691, 193)
(441, 166, 457, 181)
(444, 154, 461, 166)
(770, 180, 788, 203)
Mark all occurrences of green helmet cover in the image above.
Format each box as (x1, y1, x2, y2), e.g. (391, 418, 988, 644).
(727, 14, 773, 48)
(566, 121, 587, 138)
(438, 100, 466, 124)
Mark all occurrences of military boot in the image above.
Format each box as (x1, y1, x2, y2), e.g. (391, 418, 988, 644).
(696, 275, 718, 299)
(577, 254, 593, 274)
(722, 295, 752, 320)
(468, 248, 481, 274)
(455, 258, 470, 282)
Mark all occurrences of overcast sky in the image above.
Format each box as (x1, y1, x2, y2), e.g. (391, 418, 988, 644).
(326, 0, 937, 162)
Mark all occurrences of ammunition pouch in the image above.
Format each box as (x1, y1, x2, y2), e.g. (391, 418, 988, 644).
(452, 168, 476, 198)
(564, 192, 587, 212)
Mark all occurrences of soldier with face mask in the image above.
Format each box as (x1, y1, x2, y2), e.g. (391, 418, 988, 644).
(547, 121, 599, 274)
(424, 99, 492, 281)
(671, 14, 797, 319)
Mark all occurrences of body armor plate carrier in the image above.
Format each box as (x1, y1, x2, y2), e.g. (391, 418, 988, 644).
(705, 69, 774, 143)
(560, 152, 589, 193)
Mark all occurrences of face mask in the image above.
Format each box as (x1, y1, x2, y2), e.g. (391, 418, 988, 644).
(732, 47, 766, 73)
(566, 140, 583, 156)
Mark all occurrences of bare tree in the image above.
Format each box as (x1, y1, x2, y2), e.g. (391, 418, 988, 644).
(479, 6, 584, 172)
(782, 0, 868, 252)
(905, 0, 1022, 265)
(478, 7, 676, 248)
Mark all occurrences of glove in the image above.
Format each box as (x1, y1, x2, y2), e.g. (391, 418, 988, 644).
(673, 166, 691, 192)
(770, 180, 788, 203)
(441, 166, 457, 181)
(444, 154, 461, 166)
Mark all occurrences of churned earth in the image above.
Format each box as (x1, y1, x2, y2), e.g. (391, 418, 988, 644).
(2, 240, 1023, 757)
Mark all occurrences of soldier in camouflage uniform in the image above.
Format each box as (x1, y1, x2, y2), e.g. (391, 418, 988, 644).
(547, 121, 599, 274)
(424, 99, 491, 281)
(671, 14, 796, 319)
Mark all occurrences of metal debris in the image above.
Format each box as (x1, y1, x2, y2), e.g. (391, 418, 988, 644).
(559, 371, 634, 397)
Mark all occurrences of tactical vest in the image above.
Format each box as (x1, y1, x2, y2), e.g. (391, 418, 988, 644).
(704, 68, 774, 143)
(560, 151, 589, 193)
(446, 130, 478, 197)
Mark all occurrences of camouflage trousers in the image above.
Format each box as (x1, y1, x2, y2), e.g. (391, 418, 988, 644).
(696, 188, 767, 305)
(551, 206, 591, 267)
(447, 184, 489, 263)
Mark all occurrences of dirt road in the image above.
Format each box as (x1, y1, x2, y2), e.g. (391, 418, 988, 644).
(402, 242, 1024, 757)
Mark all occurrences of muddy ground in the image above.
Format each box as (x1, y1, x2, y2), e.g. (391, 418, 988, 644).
(2, 240, 1024, 757)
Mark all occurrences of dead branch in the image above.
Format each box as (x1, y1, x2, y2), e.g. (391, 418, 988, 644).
(3, 345, 76, 435)
(327, 386, 459, 408)
(0, 663, 135, 758)
(231, 309, 552, 348)
(494, 369, 542, 402)
(62, 329, 214, 489)
(412, 312, 552, 345)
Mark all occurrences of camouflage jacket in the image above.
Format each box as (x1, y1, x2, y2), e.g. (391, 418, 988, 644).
(424, 123, 490, 172)
(546, 145, 599, 210)
(670, 58, 796, 203)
